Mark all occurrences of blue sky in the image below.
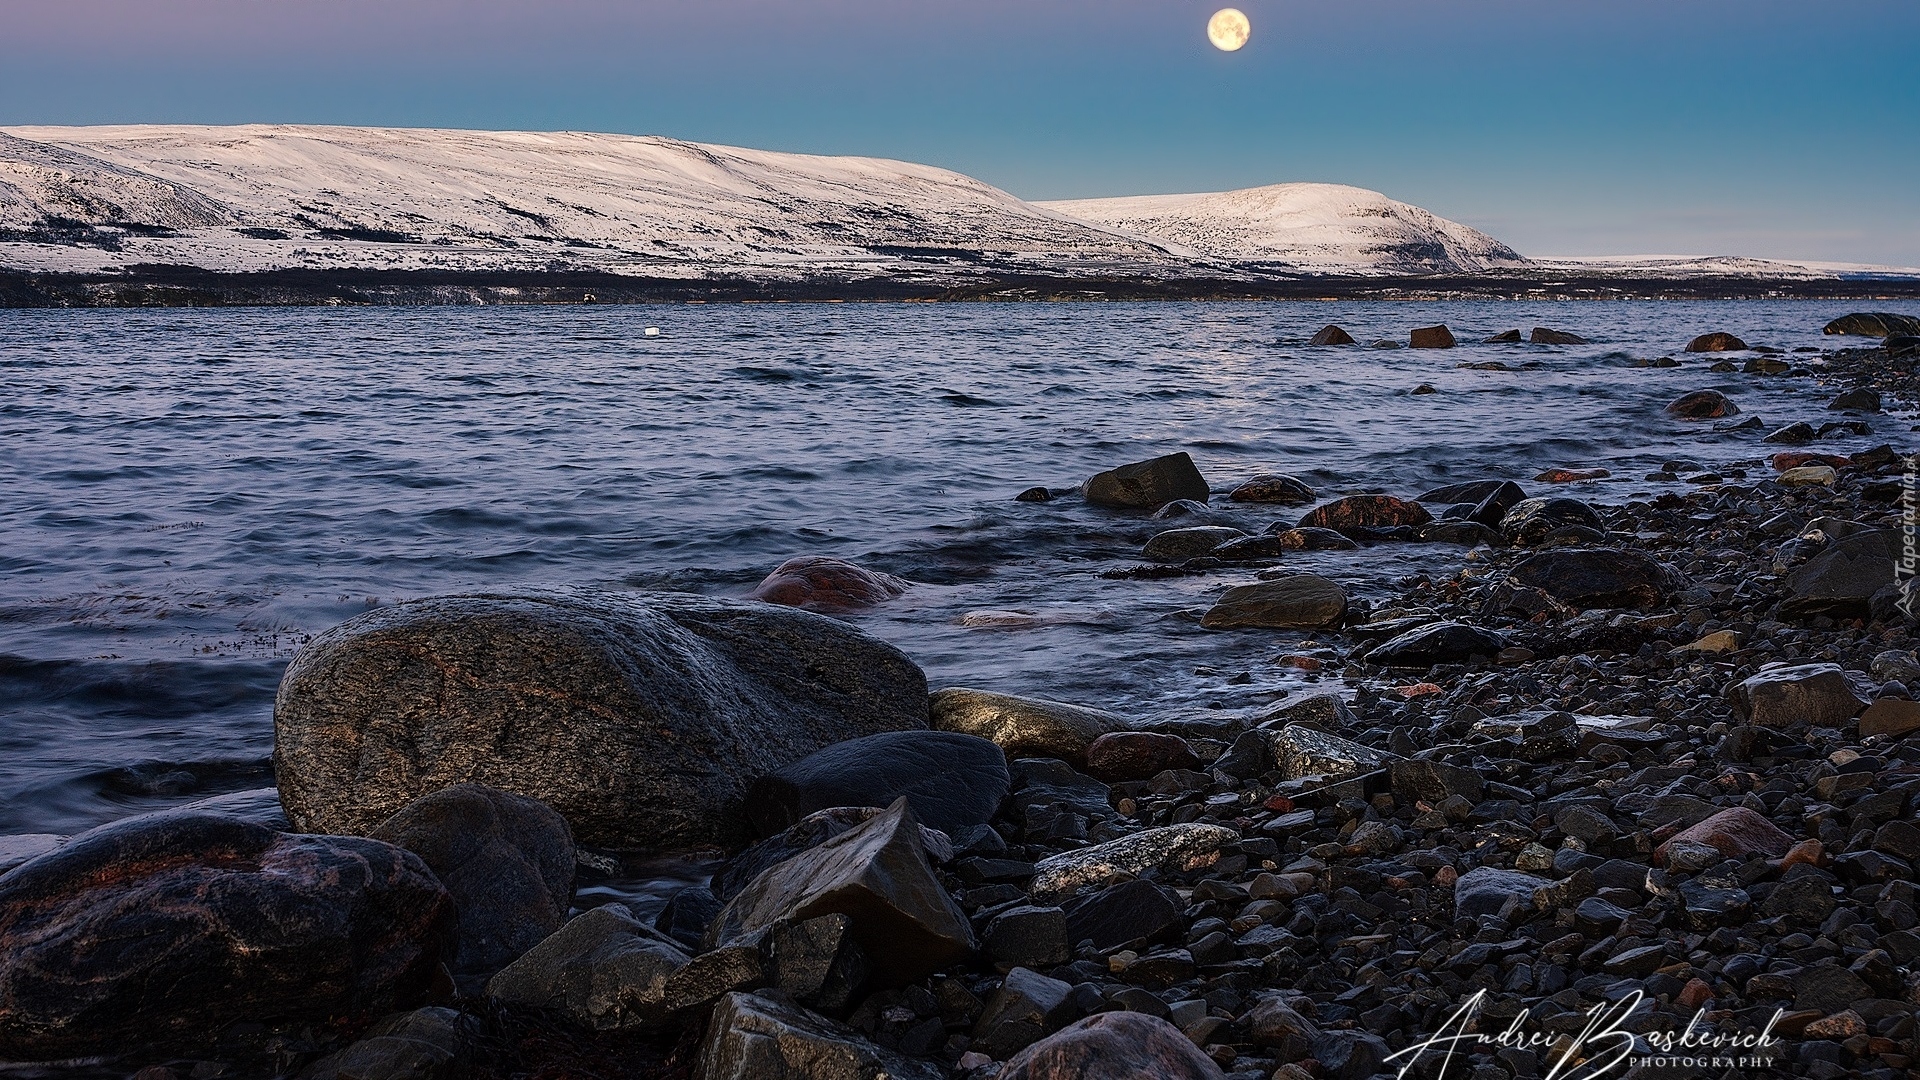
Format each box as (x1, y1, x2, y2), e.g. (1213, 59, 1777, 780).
(5, 0, 1917, 264)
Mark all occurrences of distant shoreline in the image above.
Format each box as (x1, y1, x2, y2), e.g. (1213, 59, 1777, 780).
(7, 266, 1920, 308)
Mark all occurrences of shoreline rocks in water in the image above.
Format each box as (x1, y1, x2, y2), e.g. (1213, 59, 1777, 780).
(749, 555, 912, 611)
(272, 586, 930, 852)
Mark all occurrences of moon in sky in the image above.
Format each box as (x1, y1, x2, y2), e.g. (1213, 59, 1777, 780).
(1207, 8, 1251, 52)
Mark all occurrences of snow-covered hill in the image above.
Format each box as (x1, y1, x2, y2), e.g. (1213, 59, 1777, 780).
(1038, 183, 1526, 274)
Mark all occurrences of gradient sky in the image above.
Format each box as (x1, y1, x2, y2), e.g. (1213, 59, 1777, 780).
(5, 0, 1917, 265)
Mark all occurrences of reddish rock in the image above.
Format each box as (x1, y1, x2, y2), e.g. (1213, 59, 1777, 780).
(0, 811, 452, 1060)
(1534, 468, 1610, 483)
(1771, 452, 1851, 472)
(999, 1011, 1226, 1080)
(1665, 390, 1738, 418)
(750, 556, 910, 611)
(1408, 325, 1455, 349)
(1267, 526, 1360, 551)
(1859, 698, 1920, 738)
(1530, 327, 1589, 345)
(1308, 325, 1355, 346)
(1654, 807, 1793, 867)
(1803, 1011, 1866, 1040)
(1297, 495, 1432, 531)
(1677, 978, 1715, 1010)
(1228, 474, 1316, 505)
(1684, 332, 1749, 353)
(1084, 731, 1199, 783)
(1779, 838, 1824, 869)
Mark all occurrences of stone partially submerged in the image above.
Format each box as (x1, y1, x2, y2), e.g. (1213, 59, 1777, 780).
(272, 587, 929, 851)
(1082, 452, 1210, 510)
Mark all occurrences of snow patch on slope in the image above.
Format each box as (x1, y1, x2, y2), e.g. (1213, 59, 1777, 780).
(0, 132, 233, 230)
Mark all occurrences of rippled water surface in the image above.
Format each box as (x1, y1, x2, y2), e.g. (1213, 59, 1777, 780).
(0, 301, 1891, 835)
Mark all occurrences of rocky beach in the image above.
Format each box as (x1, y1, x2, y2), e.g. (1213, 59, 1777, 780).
(3, 309, 1920, 1079)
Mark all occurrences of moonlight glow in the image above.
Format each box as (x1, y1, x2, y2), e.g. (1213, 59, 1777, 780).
(1207, 8, 1250, 52)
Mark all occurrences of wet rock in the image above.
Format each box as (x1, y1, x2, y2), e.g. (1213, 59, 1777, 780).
(1764, 421, 1816, 445)
(1417, 521, 1504, 547)
(1654, 807, 1793, 867)
(1084, 731, 1198, 783)
(1782, 530, 1894, 620)
(1271, 726, 1393, 780)
(661, 942, 767, 1014)
(1823, 312, 1920, 337)
(1247, 995, 1322, 1057)
(0, 835, 62, 876)
(1664, 389, 1738, 418)
(369, 784, 576, 992)
(1533, 467, 1609, 483)
(1143, 526, 1245, 562)
(1061, 880, 1183, 951)
(1015, 486, 1054, 503)
(1228, 474, 1316, 505)
(695, 990, 944, 1080)
(998, 1010, 1226, 1080)
(769, 914, 868, 1013)
(1409, 325, 1456, 349)
(1262, 525, 1360, 551)
(1084, 452, 1210, 510)
(1208, 534, 1297, 560)
(1417, 479, 1509, 505)
(1007, 758, 1115, 832)
(708, 799, 973, 987)
(750, 556, 911, 611)
(1028, 823, 1238, 902)
(656, 885, 724, 951)
(1454, 867, 1548, 918)
(713, 806, 954, 903)
(1829, 387, 1882, 411)
(1388, 759, 1484, 804)
(1366, 621, 1507, 667)
(1530, 327, 1588, 345)
(1200, 575, 1347, 630)
(744, 730, 1010, 838)
(1772, 451, 1850, 471)
(1860, 698, 1920, 738)
(1730, 663, 1867, 729)
(1498, 497, 1604, 544)
(1889, 334, 1920, 358)
(1684, 332, 1748, 353)
(273, 587, 929, 851)
(297, 1007, 481, 1080)
(486, 904, 689, 1029)
(984, 907, 1070, 970)
(1507, 548, 1678, 609)
(1485, 329, 1523, 343)
(1298, 495, 1433, 531)
(0, 811, 453, 1060)
(930, 687, 1124, 766)
(972, 967, 1074, 1058)
(1308, 325, 1355, 346)
(176, 787, 291, 829)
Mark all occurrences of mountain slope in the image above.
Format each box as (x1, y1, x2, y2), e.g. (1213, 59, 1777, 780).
(1038, 183, 1526, 274)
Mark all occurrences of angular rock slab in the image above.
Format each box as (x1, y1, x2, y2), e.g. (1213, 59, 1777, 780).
(1083, 452, 1210, 510)
(744, 730, 1010, 838)
(1271, 725, 1394, 780)
(1453, 867, 1549, 919)
(1507, 548, 1679, 610)
(1782, 530, 1894, 621)
(695, 991, 944, 1080)
(1028, 823, 1238, 902)
(485, 904, 689, 1030)
(0, 811, 452, 1060)
(929, 687, 1124, 766)
(1731, 663, 1867, 730)
(707, 798, 974, 987)
(1200, 575, 1347, 630)
(1366, 620, 1507, 667)
(999, 1011, 1226, 1080)
(370, 784, 576, 991)
(1655, 807, 1793, 868)
(273, 587, 929, 851)
(712, 806, 956, 903)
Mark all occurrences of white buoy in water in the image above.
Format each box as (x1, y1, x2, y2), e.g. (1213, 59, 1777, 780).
(644, 327, 661, 337)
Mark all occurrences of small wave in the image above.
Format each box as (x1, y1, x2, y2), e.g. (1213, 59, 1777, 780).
(938, 391, 1001, 407)
(733, 365, 797, 382)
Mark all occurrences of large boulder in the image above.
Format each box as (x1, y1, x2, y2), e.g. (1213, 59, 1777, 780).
(1499, 497, 1605, 544)
(743, 730, 1010, 838)
(484, 904, 690, 1030)
(999, 1011, 1226, 1080)
(1200, 575, 1347, 630)
(1824, 312, 1920, 338)
(1409, 325, 1456, 349)
(749, 556, 910, 611)
(1684, 333, 1748, 353)
(1531, 327, 1588, 345)
(706, 799, 974, 987)
(369, 784, 576, 992)
(1654, 808, 1794, 868)
(1308, 325, 1355, 346)
(1083, 453, 1210, 510)
(1298, 495, 1433, 532)
(1507, 548, 1679, 609)
(1665, 389, 1738, 418)
(272, 587, 929, 851)
(929, 688, 1124, 766)
(695, 991, 944, 1080)
(1730, 663, 1867, 730)
(1782, 531, 1895, 620)
(1083, 731, 1198, 783)
(0, 811, 452, 1060)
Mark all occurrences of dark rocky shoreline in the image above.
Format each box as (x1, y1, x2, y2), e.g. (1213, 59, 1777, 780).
(3, 319, 1919, 1079)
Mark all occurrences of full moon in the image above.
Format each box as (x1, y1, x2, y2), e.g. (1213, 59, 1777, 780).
(1207, 8, 1251, 52)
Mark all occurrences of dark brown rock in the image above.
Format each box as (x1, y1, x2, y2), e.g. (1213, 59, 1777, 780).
(272, 587, 929, 852)
(1730, 663, 1866, 730)
(749, 556, 910, 611)
(1084, 731, 1198, 783)
(1308, 325, 1355, 346)
(1531, 327, 1588, 345)
(1200, 575, 1347, 630)
(1298, 495, 1433, 531)
(1409, 325, 1456, 349)
(998, 1010, 1225, 1080)
(1484, 329, 1523, 344)
(1507, 548, 1679, 609)
(1263, 525, 1359, 551)
(1684, 332, 1749, 353)
(1083, 452, 1210, 510)
(1823, 312, 1920, 338)
(1228, 474, 1316, 505)
(743, 730, 1010, 838)
(1665, 389, 1738, 417)
(370, 784, 575, 992)
(1498, 497, 1604, 544)
(1655, 808, 1793, 867)
(485, 902, 689, 1030)
(706, 798, 974, 987)
(0, 811, 452, 1060)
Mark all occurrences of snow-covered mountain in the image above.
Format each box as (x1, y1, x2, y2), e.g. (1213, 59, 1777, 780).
(0, 125, 1537, 281)
(1037, 183, 1526, 274)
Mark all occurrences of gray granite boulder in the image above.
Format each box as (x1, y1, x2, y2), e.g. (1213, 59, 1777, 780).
(273, 587, 929, 851)
(1730, 663, 1867, 730)
(1028, 823, 1238, 901)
